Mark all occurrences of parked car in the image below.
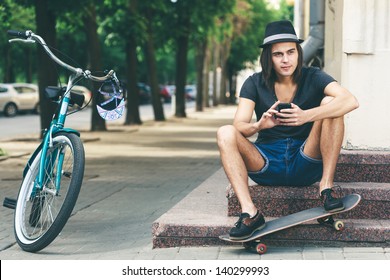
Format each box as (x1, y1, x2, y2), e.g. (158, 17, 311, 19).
(157, 84, 196, 101)
(166, 85, 176, 96)
(159, 85, 172, 103)
(185, 84, 197, 100)
(137, 82, 151, 104)
(0, 83, 39, 117)
(138, 84, 172, 104)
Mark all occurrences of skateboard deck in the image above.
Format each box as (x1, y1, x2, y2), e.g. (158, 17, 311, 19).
(220, 194, 361, 254)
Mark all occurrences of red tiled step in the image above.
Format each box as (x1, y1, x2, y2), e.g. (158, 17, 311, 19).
(152, 168, 390, 249)
(335, 150, 390, 182)
(152, 218, 390, 249)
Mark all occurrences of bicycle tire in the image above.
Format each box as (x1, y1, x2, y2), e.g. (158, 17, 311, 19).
(14, 132, 85, 252)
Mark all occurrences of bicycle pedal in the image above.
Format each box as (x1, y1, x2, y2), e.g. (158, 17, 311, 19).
(3, 197, 16, 209)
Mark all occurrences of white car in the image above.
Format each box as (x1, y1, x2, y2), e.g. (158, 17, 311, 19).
(185, 84, 197, 100)
(0, 83, 39, 117)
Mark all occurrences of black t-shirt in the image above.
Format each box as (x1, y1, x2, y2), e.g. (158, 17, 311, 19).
(239, 67, 335, 143)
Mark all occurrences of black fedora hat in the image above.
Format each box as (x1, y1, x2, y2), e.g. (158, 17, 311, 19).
(260, 20, 303, 48)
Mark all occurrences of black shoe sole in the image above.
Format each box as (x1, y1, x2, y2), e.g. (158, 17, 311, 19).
(229, 223, 266, 240)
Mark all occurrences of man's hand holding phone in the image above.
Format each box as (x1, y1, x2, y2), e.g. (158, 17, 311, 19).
(275, 102, 309, 126)
(275, 102, 292, 119)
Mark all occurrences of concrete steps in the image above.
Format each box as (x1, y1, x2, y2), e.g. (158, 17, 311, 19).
(227, 182, 390, 219)
(152, 151, 390, 249)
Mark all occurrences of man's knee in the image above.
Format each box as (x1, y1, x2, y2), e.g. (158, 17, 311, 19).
(217, 125, 237, 148)
(320, 96, 344, 122)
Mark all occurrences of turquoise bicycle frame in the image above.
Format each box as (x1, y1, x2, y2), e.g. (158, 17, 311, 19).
(24, 75, 82, 199)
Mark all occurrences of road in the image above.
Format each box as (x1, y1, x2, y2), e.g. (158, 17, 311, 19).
(0, 101, 194, 140)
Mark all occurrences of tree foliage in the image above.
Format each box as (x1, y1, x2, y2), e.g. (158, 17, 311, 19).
(228, 0, 278, 76)
(1, 0, 285, 128)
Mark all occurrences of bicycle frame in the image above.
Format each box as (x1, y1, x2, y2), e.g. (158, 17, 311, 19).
(35, 74, 82, 197)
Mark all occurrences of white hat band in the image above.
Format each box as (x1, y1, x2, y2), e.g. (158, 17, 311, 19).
(263, 33, 298, 44)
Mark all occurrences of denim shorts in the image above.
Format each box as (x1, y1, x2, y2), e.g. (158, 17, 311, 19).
(248, 138, 323, 186)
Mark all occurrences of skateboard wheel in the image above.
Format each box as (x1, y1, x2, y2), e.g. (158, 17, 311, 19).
(256, 243, 267, 255)
(334, 220, 344, 231)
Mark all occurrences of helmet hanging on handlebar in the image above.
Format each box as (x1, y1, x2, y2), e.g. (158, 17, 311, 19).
(96, 78, 125, 120)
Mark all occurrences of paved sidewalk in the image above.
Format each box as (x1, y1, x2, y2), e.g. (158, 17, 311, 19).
(0, 105, 389, 261)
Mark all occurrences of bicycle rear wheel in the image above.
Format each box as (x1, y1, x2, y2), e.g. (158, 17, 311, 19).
(14, 132, 85, 252)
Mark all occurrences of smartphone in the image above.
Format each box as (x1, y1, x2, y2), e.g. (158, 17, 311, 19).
(275, 103, 291, 119)
(277, 103, 292, 112)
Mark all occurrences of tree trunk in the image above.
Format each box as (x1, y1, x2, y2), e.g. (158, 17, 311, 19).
(219, 39, 232, 105)
(144, 8, 165, 121)
(4, 44, 14, 83)
(203, 42, 211, 108)
(3, 1, 14, 83)
(35, 0, 58, 138)
(174, 5, 190, 118)
(25, 48, 33, 83)
(228, 73, 237, 104)
(124, 0, 142, 125)
(83, 4, 106, 131)
(175, 35, 188, 118)
(219, 46, 228, 105)
(124, 41, 142, 125)
(212, 39, 219, 107)
(195, 38, 207, 112)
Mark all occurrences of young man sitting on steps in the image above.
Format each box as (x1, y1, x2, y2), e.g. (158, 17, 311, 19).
(217, 20, 359, 240)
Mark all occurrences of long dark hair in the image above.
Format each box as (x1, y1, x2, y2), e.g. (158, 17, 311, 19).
(260, 42, 303, 90)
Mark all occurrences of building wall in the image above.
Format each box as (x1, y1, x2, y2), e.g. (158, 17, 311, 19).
(324, 0, 390, 150)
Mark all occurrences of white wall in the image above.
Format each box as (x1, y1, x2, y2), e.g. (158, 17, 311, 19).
(325, 0, 390, 150)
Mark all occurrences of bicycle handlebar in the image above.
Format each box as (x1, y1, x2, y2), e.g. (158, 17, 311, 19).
(7, 30, 29, 39)
(7, 30, 116, 82)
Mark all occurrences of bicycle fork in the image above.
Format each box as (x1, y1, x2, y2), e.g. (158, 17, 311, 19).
(35, 130, 65, 197)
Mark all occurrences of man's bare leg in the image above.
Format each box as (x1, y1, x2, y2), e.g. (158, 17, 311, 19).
(217, 124, 265, 216)
(318, 116, 344, 192)
(303, 97, 345, 193)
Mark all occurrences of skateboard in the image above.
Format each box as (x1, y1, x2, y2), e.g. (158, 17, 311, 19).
(219, 194, 361, 254)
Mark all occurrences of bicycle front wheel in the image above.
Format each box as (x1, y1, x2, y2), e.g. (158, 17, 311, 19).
(14, 132, 85, 252)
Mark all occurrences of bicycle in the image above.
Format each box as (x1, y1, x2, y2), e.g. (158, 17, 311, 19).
(3, 30, 124, 252)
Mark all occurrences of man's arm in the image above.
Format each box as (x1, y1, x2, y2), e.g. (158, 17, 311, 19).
(306, 81, 359, 122)
(277, 82, 359, 126)
(233, 98, 280, 138)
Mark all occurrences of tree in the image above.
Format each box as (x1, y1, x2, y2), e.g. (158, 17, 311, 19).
(219, 0, 251, 105)
(140, 1, 166, 121)
(2, 0, 284, 126)
(0, 0, 36, 83)
(8, 0, 108, 135)
(83, 3, 107, 131)
(226, 0, 279, 102)
(124, 0, 143, 125)
(101, 0, 144, 125)
(35, 0, 59, 137)
(0, 0, 16, 83)
(169, 0, 235, 117)
(190, 0, 235, 111)
(171, 0, 190, 118)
